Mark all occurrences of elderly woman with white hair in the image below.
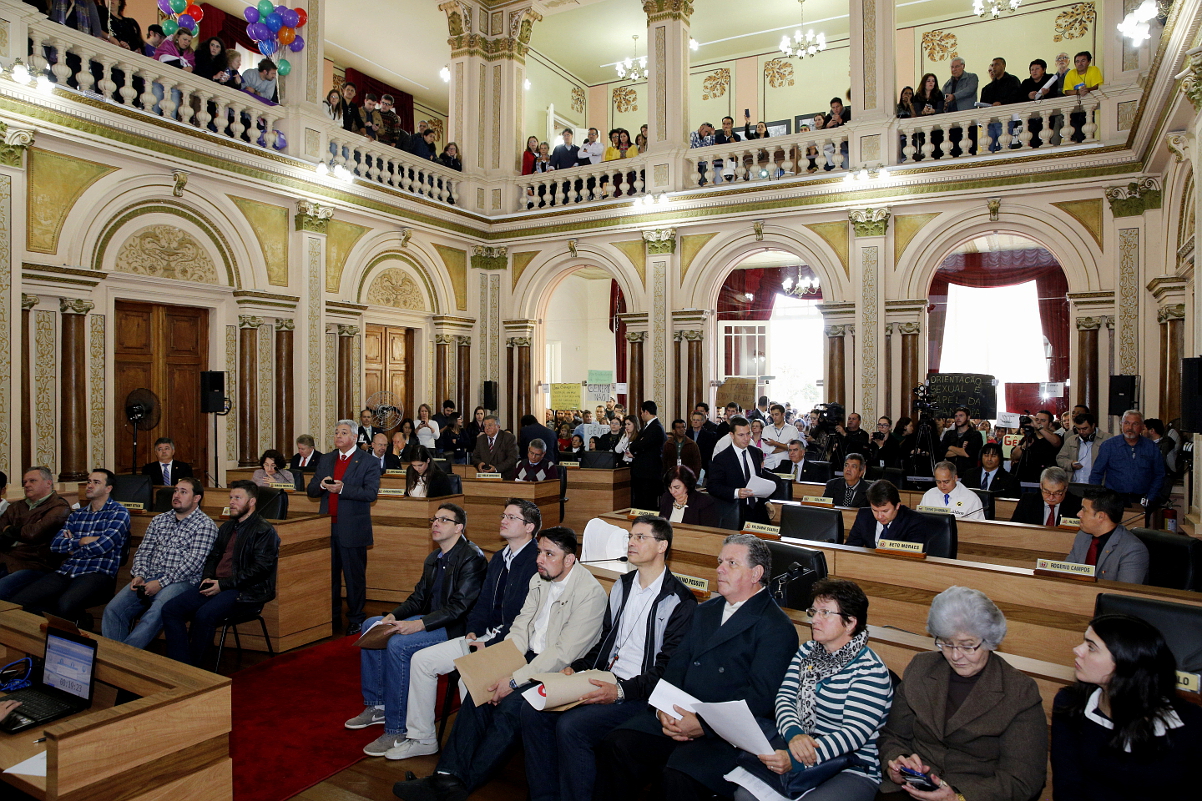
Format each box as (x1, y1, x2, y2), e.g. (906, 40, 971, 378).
(878, 586, 1047, 801)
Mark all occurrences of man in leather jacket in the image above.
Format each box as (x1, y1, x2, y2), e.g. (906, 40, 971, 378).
(160, 480, 279, 666)
(353, 501, 488, 757)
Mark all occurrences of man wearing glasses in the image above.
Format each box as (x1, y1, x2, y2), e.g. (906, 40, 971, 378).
(348, 502, 488, 758)
(1055, 412, 1111, 484)
(1010, 467, 1082, 526)
(365, 499, 541, 761)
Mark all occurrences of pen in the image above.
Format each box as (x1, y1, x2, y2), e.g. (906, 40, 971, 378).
(33, 737, 45, 743)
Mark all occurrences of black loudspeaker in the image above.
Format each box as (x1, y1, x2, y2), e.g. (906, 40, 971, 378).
(1108, 375, 1139, 418)
(1182, 358, 1202, 432)
(200, 371, 226, 413)
(483, 380, 499, 411)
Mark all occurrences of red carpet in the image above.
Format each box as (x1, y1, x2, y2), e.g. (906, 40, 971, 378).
(230, 635, 367, 801)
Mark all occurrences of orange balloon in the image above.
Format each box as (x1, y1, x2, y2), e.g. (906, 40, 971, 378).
(277, 26, 295, 45)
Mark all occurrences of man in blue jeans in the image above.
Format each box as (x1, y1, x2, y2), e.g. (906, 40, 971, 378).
(348, 502, 487, 757)
(160, 481, 279, 666)
(101, 478, 217, 648)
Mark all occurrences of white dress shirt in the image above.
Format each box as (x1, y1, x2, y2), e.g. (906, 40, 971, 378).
(761, 422, 798, 470)
(529, 564, 574, 654)
(920, 481, 985, 520)
(608, 568, 665, 680)
(721, 587, 761, 624)
(580, 139, 605, 164)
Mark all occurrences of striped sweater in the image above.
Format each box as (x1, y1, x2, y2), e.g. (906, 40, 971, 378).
(774, 641, 894, 782)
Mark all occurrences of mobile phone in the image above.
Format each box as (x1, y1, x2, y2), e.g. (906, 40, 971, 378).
(744, 108, 750, 118)
(899, 767, 938, 792)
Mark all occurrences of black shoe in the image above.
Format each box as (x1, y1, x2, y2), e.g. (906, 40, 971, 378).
(393, 777, 436, 801)
(346, 623, 362, 636)
(430, 774, 469, 801)
(405, 771, 417, 782)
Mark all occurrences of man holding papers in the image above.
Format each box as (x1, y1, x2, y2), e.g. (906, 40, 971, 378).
(919, 462, 985, 521)
(378, 499, 541, 760)
(707, 417, 772, 527)
(350, 503, 487, 758)
(393, 527, 606, 801)
(594, 533, 798, 801)
(520, 515, 698, 801)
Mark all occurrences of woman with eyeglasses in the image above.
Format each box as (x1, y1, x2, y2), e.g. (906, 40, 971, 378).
(730, 578, 891, 801)
(405, 446, 453, 498)
(1051, 614, 1201, 800)
(657, 465, 715, 525)
(878, 586, 1047, 801)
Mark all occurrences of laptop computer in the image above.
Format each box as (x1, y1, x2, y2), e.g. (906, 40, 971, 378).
(0, 629, 99, 734)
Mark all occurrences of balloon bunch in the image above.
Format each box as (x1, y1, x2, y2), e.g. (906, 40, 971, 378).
(243, 2, 307, 77)
(155, 0, 204, 37)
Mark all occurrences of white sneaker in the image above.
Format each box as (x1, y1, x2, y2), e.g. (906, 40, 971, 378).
(384, 738, 440, 760)
(364, 732, 405, 757)
(345, 706, 386, 729)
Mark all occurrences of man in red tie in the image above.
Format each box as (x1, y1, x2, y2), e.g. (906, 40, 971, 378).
(289, 435, 323, 471)
(1064, 487, 1148, 583)
(309, 420, 380, 635)
(1008, 466, 1081, 525)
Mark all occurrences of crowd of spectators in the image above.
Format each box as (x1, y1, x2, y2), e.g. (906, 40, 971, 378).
(324, 83, 460, 172)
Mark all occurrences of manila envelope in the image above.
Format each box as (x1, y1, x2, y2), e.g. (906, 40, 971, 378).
(452, 638, 527, 706)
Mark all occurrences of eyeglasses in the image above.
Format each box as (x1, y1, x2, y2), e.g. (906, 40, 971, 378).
(934, 638, 983, 654)
(1040, 487, 1067, 498)
(500, 513, 526, 523)
(429, 516, 458, 525)
(627, 533, 661, 542)
(806, 608, 848, 620)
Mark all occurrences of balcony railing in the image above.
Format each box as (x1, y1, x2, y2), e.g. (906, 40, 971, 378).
(323, 125, 462, 205)
(683, 128, 853, 187)
(505, 154, 652, 211)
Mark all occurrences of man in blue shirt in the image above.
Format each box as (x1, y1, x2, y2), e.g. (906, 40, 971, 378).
(1089, 409, 1165, 523)
(12, 469, 130, 622)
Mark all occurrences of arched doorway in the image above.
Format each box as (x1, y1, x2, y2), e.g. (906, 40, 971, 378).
(540, 266, 624, 416)
(926, 233, 1070, 415)
(716, 249, 826, 413)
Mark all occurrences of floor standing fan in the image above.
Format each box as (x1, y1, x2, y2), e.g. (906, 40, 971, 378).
(124, 388, 161, 474)
(366, 391, 403, 432)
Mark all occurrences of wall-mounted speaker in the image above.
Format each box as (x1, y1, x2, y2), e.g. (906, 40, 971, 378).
(483, 380, 499, 412)
(1107, 375, 1139, 418)
(200, 371, 226, 413)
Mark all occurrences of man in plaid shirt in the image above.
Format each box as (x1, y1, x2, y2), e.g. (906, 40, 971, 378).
(101, 477, 218, 649)
(11, 468, 130, 622)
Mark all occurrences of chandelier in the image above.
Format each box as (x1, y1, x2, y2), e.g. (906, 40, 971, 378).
(615, 35, 648, 82)
(779, 0, 826, 59)
(782, 272, 820, 298)
(973, 0, 1021, 19)
(1118, 0, 1169, 43)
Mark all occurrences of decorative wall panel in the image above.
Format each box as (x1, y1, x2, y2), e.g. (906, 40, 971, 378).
(860, 246, 879, 422)
(258, 322, 272, 455)
(307, 236, 323, 437)
(89, 314, 105, 468)
(34, 310, 56, 469)
(1117, 228, 1139, 375)
(226, 324, 237, 461)
(0, 174, 9, 475)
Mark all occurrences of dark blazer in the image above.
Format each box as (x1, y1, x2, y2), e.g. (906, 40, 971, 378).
(1010, 491, 1082, 526)
(879, 650, 1047, 801)
(202, 512, 279, 605)
(614, 590, 799, 795)
(390, 535, 487, 639)
(288, 450, 323, 471)
(778, 458, 824, 483)
(628, 418, 668, 507)
(471, 430, 520, 479)
(964, 466, 1019, 496)
(141, 461, 194, 485)
(628, 418, 667, 461)
(846, 504, 926, 548)
(686, 426, 718, 468)
(357, 425, 388, 449)
(464, 538, 539, 642)
(519, 423, 559, 463)
(366, 451, 401, 472)
(657, 490, 719, 526)
(409, 470, 455, 498)
(307, 449, 381, 547)
(823, 478, 869, 508)
(706, 445, 769, 525)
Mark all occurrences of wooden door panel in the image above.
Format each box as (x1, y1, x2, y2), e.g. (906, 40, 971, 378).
(163, 308, 204, 360)
(114, 361, 154, 473)
(114, 305, 153, 355)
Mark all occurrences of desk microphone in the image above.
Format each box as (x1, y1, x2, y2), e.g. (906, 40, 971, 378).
(580, 556, 629, 564)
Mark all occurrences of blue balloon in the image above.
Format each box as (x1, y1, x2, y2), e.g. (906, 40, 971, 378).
(258, 39, 277, 56)
(273, 130, 287, 151)
(243, 6, 259, 23)
(265, 12, 283, 32)
(288, 34, 304, 52)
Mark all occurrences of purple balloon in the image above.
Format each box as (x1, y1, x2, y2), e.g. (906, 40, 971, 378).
(157, 0, 172, 13)
(281, 9, 299, 27)
(178, 13, 194, 28)
(288, 34, 304, 52)
(275, 5, 287, 15)
(243, 6, 260, 23)
(248, 23, 267, 40)
(273, 130, 287, 151)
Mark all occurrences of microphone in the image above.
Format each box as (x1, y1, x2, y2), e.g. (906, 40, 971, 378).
(579, 556, 629, 564)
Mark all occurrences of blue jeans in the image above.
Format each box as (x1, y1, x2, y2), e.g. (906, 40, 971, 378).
(520, 697, 643, 801)
(0, 568, 47, 601)
(987, 120, 1022, 151)
(360, 615, 447, 735)
(101, 581, 195, 649)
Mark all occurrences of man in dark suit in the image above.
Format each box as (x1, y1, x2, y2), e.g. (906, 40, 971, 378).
(308, 419, 381, 635)
(519, 414, 558, 465)
(822, 453, 869, 507)
(846, 480, 929, 548)
(288, 434, 322, 471)
(687, 411, 718, 472)
(367, 433, 401, 472)
(780, 440, 823, 483)
(692, 403, 718, 434)
(1010, 466, 1082, 526)
(471, 415, 520, 479)
(140, 438, 194, 486)
(963, 442, 1018, 496)
(628, 401, 667, 509)
(595, 533, 798, 800)
(356, 409, 388, 451)
(706, 416, 770, 526)
(713, 402, 742, 439)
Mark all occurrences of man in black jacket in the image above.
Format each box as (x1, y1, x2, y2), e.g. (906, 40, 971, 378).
(140, 437, 194, 486)
(846, 480, 928, 548)
(351, 501, 487, 758)
(519, 414, 558, 465)
(628, 401, 667, 508)
(160, 480, 279, 666)
(963, 442, 1019, 496)
(372, 498, 541, 761)
(288, 434, 322, 470)
(369, 433, 402, 472)
(520, 515, 697, 801)
(981, 56, 1023, 151)
(1010, 466, 1082, 526)
(823, 453, 870, 507)
(687, 411, 718, 472)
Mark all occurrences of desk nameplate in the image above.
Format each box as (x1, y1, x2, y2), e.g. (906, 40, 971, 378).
(560, 461, 580, 469)
(876, 539, 927, 559)
(1034, 559, 1097, 581)
(627, 508, 658, 519)
(1057, 517, 1081, 530)
(675, 573, 710, 598)
(378, 489, 407, 497)
(743, 522, 781, 537)
(1178, 670, 1201, 693)
(117, 501, 147, 514)
(916, 505, 954, 515)
(384, 469, 406, 476)
(269, 483, 295, 491)
(475, 472, 503, 480)
(800, 496, 833, 507)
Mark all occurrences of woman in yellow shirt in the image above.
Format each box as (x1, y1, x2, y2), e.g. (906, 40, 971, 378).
(602, 128, 626, 161)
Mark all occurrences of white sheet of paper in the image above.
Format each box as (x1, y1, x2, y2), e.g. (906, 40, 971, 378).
(4, 751, 47, 777)
(693, 700, 775, 755)
(996, 412, 1021, 428)
(747, 475, 777, 498)
(581, 518, 629, 562)
(648, 679, 702, 720)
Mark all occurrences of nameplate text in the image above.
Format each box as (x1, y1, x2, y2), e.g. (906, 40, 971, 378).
(916, 505, 954, 514)
(475, 472, 503, 480)
(1057, 517, 1081, 529)
(627, 508, 659, 519)
(1035, 559, 1097, 579)
(800, 495, 833, 506)
(742, 522, 781, 536)
(559, 461, 580, 469)
(384, 469, 406, 476)
(676, 574, 710, 594)
(270, 482, 295, 490)
(1177, 670, 1201, 693)
(377, 488, 407, 497)
(877, 539, 925, 554)
(118, 501, 145, 511)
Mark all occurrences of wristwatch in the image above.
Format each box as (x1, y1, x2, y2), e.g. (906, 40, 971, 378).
(509, 678, 519, 690)
(615, 682, 625, 703)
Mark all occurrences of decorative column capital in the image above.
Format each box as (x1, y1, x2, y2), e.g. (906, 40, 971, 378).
(295, 200, 334, 233)
(643, 228, 677, 254)
(884, 322, 895, 336)
(336, 324, 360, 337)
(0, 121, 36, 168)
(58, 298, 95, 315)
(275, 318, 296, 331)
(456, 335, 472, 347)
(825, 325, 849, 338)
(625, 331, 647, 343)
(643, 0, 695, 23)
(1105, 178, 1162, 218)
(673, 331, 683, 342)
(897, 321, 922, 335)
(1178, 48, 1202, 111)
(1076, 316, 1104, 331)
(1103, 315, 1115, 330)
(1157, 303, 1187, 322)
(849, 207, 890, 237)
(682, 329, 704, 341)
(440, 1, 542, 60)
(1165, 131, 1189, 163)
(471, 245, 508, 270)
(171, 169, 188, 198)
(434, 334, 456, 345)
(238, 314, 265, 329)
(509, 336, 532, 348)
(987, 197, 1001, 222)
(21, 294, 40, 311)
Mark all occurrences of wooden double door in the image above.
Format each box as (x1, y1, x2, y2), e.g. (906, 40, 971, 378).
(113, 301, 209, 478)
(364, 324, 415, 433)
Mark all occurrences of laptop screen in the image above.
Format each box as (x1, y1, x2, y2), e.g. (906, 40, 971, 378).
(42, 632, 96, 701)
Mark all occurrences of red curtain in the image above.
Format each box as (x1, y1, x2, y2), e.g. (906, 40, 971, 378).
(609, 281, 627, 406)
(343, 68, 415, 133)
(198, 4, 257, 52)
(926, 248, 1069, 384)
(1004, 383, 1050, 416)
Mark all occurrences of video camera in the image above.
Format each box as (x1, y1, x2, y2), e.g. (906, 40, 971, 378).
(812, 402, 845, 430)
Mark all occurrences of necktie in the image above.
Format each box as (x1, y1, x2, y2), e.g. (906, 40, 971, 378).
(880, 523, 890, 545)
(795, 463, 802, 481)
(339, 454, 349, 464)
(1046, 505, 1056, 527)
(741, 450, 752, 505)
(162, 464, 170, 485)
(489, 437, 496, 450)
(1085, 536, 1100, 566)
(845, 484, 855, 507)
(981, 472, 990, 492)
(944, 493, 950, 506)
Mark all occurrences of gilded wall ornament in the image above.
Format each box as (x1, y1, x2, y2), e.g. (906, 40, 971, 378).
(921, 30, 958, 62)
(701, 69, 730, 101)
(643, 228, 677, 254)
(613, 86, 639, 114)
(238, 315, 264, 329)
(1053, 3, 1096, 43)
(763, 59, 795, 89)
(987, 197, 1001, 222)
(567, 239, 578, 257)
(1075, 316, 1103, 330)
(642, 0, 694, 23)
(1177, 48, 1202, 111)
(171, 169, 188, 198)
(1158, 303, 1186, 322)
(58, 298, 94, 315)
(115, 225, 218, 284)
(337, 324, 360, 337)
(849, 208, 890, 237)
(366, 268, 427, 311)
(1165, 132, 1188, 163)
(275, 318, 296, 331)
(753, 220, 764, 241)
(625, 331, 647, 343)
(22, 294, 39, 310)
(400, 228, 413, 248)
(571, 86, 586, 114)
(471, 245, 508, 271)
(295, 199, 334, 233)
(898, 321, 922, 335)
(1105, 178, 1162, 217)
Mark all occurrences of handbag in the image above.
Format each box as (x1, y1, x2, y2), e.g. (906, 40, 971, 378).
(734, 719, 866, 797)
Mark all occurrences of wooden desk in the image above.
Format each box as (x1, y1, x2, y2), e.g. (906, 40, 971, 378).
(0, 606, 231, 800)
(791, 481, 1019, 521)
(460, 477, 562, 536)
(561, 468, 630, 533)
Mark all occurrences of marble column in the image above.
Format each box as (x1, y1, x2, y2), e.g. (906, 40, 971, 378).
(506, 338, 517, 431)
(825, 326, 847, 406)
(899, 322, 922, 418)
(1076, 317, 1101, 413)
(684, 330, 704, 412)
(274, 319, 295, 455)
(238, 316, 263, 467)
(58, 299, 94, 481)
(514, 336, 531, 422)
(1160, 305, 1186, 425)
(21, 295, 37, 473)
(435, 335, 454, 412)
(626, 332, 646, 414)
(673, 331, 683, 421)
(336, 325, 358, 422)
(884, 323, 894, 420)
(457, 336, 472, 421)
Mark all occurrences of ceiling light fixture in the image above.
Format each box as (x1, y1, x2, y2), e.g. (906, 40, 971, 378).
(1118, 0, 1167, 43)
(615, 35, 648, 82)
(972, 0, 1021, 19)
(689, 38, 699, 51)
(779, 0, 827, 60)
(439, 65, 450, 83)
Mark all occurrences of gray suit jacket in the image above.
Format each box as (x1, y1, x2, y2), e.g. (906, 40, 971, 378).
(307, 449, 380, 548)
(941, 71, 979, 111)
(1065, 524, 1149, 584)
(506, 563, 608, 684)
(1055, 430, 1112, 474)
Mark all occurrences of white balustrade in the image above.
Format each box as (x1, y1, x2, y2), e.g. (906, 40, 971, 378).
(318, 122, 462, 205)
(684, 129, 851, 188)
(509, 155, 651, 210)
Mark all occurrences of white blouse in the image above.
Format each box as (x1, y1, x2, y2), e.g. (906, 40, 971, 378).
(669, 504, 686, 523)
(415, 420, 440, 448)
